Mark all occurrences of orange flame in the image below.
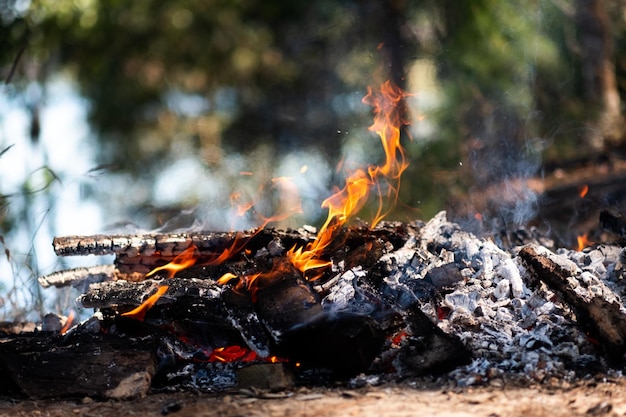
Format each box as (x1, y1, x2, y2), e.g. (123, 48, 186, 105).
(123, 246, 199, 321)
(576, 233, 593, 251)
(60, 310, 75, 335)
(121, 285, 169, 321)
(146, 245, 199, 278)
(287, 81, 411, 279)
(206, 232, 252, 266)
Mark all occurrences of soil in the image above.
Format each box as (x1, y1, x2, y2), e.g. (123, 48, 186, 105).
(1, 377, 624, 417)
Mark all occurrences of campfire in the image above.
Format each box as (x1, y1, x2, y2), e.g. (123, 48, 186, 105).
(2, 81, 626, 400)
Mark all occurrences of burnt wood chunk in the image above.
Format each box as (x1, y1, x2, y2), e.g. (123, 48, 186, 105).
(519, 244, 626, 361)
(424, 263, 464, 289)
(395, 306, 472, 376)
(251, 266, 384, 377)
(0, 334, 156, 399)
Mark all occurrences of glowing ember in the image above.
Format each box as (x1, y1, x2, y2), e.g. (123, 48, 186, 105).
(579, 184, 589, 198)
(121, 285, 169, 321)
(287, 80, 411, 279)
(209, 345, 258, 362)
(207, 346, 286, 363)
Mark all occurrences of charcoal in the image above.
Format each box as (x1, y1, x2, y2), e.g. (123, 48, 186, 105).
(424, 263, 464, 289)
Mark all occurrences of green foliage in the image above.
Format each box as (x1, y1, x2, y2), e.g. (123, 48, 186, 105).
(1, 0, 625, 238)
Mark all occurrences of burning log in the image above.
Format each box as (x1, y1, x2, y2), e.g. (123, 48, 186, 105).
(519, 244, 626, 361)
(80, 278, 272, 356)
(52, 228, 315, 258)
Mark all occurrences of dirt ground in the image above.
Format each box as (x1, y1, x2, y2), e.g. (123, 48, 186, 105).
(1, 376, 624, 417)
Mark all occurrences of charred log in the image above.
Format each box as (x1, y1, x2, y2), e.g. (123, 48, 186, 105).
(80, 278, 271, 356)
(394, 307, 472, 376)
(38, 264, 116, 290)
(519, 244, 626, 362)
(274, 311, 384, 378)
(52, 228, 314, 258)
(249, 263, 385, 377)
(51, 224, 411, 259)
(0, 333, 156, 399)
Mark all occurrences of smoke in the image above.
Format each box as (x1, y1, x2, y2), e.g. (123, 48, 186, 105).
(461, 107, 544, 232)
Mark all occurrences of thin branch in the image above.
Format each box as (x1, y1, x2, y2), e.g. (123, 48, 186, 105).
(4, 43, 26, 85)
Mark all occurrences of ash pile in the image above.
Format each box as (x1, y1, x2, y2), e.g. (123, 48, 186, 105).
(15, 210, 626, 397)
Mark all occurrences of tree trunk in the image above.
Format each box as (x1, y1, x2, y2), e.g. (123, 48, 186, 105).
(576, 0, 623, 148)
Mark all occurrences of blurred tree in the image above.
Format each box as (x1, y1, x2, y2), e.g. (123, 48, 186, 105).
(1, 0, 626, 231)
(575, 0, 623, 149)
(0, 0, 423, 227)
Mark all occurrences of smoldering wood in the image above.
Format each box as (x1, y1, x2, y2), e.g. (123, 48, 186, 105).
(519, 244, 626, 361)
(80, 278, 272, 356)
(38, 264, 116, 289)
(0, 333, 156, 399)
(78, 277, 223, 310)
(249, 263, 390, 377)
(393, 306, 473, 376)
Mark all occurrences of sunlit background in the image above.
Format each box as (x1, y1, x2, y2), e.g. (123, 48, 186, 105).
(2, 0, 626, 319)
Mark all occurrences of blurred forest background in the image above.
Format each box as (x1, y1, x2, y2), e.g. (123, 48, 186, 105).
(2, 0, 626, 319)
